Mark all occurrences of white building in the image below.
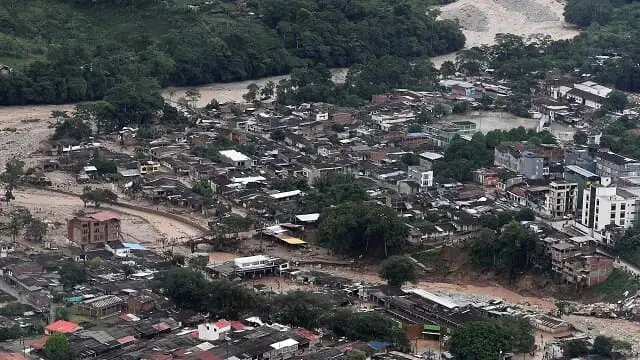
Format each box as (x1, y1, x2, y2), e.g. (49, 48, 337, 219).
(198, 320, 231, 341)
(545, 181, 578, 220)
(407, 166, 434, 191)
(579, 185, 640, 237)
(219, 149, 252, 168)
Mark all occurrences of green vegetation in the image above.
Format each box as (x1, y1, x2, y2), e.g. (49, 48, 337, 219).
(592, 269, 640, 301)
(161, 267, 257, 319)
(1, 157, 25, 204)
(192, 180, 214, 199)
(379, 255, 417, 287)
(449, 317, 535, 360)
(58, 261, 87, 289)
(25, 218, 48, 243)
(600, 115, 640, 162)
(467, 222, 550, 280)
(161, 267, 410, 350)
(44, 333, 73, 360)
(80, 186, 118, 207)
(317, 201, 408, 258)
(0, 0, 464, 106)
(302, 173, 368, 212)
(476, 208, 536, 231)
(413, 249, 450, 275)
(433, 128, 556, 182)
(454, 1, 640, 94)
(562, 339, 589, 359)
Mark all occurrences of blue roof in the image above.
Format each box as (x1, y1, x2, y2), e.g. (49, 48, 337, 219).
(406, 132, 427, 137)
(368, 341, 392, 351)
(122, 243, 146, 251)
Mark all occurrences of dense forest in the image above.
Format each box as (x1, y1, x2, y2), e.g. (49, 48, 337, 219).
(0, 0, 464, 105)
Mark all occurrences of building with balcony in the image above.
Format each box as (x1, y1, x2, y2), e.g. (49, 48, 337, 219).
(67, 211, 121, 248)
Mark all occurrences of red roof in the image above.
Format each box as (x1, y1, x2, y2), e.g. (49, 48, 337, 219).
(89, 210, 120, 222)
(294, 328, 319, 342)
(31, 336, 50, 350)
(152, 322, 170, 332)
(45, 320, 79, 334)
(0, 352, 28, 360)
(230, 321, 246, 331)
(193, 351, 222, 360)
(213, 320, 230, 329)
(117, 335, 135, 345)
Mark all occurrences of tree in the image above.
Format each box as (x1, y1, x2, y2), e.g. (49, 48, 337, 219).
(261, 81, 276, 99)
(44, 334, 73, 360)
(449, 318, 534, 360)
(593, 336, 613, 357)
(2, 157, 24, 204)
(55, 307, 71, 321)
(58, 261, 87, 289)
(189, 256, 209, 271)
(25, 218, 48, 243)
(185, 88, 201, 108)
(87, 257, 103, 269)
(379, 256, 416, 288)
(80, 187, 117, 207)
(564, 0, 614, 27)
(243, 83, 260, 103)
(192, 180, 214, 199)
(7, 215, 22, 243)
(602, 90, 629, 113)
(271, 129, 286, 141)
(562, 339, 589, 359)
(317, 202, 407, 258)
(573, 130, 588, 145)
(52, 117, 92, 142)
(440, 60, 456, 78)
(348, 350, 367, 360)
(261, 291, 334, 329)
(400, 153, 420, 166)
(407, 123, 423, 133)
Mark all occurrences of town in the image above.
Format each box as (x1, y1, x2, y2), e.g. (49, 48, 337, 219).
(3, 0, 640, 359)
(0, 62, 639, 360)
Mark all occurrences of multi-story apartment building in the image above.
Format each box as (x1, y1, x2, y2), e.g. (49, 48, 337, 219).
(545, 181, 578, 220)
(579, 185, 640, 239)
(67, 211, 121, 248)
(595, 151, 640, 183)
(494, 145, 545, 180)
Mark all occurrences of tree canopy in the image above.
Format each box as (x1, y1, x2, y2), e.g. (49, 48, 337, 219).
(468, 222, 550, 279)
(449, 317, 534, 360)
(58, 261, 87, 289)
(44, 334, 74, 360)
(317, 202, 408, 258)
(379, 255, 417, 287)
(0, 0, 464, 106)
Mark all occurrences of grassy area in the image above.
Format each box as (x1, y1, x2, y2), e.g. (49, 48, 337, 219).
(412, 249, 450, 275)
(592, 269, 640, 301)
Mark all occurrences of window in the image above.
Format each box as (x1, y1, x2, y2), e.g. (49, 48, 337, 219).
(621, 203, 626, 210)
(620, 219, 625, 226)
(611, 204, 616, 211)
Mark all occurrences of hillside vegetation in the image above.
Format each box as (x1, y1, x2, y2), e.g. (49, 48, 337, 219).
(0, 0, 464, 105)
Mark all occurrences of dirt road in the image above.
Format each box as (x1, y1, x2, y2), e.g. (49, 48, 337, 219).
(13, 189, 202, 246)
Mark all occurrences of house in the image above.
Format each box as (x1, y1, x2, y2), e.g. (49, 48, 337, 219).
(198, 320, 231, 341)
(140, 160, 161, 174)
(407, 166, 433, 191)
(219, 150, 253, 168)
(595, 151, 640, 183)
(565, 81, 612, 109)
(418, 152, 444, 169)
(494, 145, 545, 180)
(73, 295, 123, 318)
(67, 211, 121, 248)
(45, 320, 79, 335)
